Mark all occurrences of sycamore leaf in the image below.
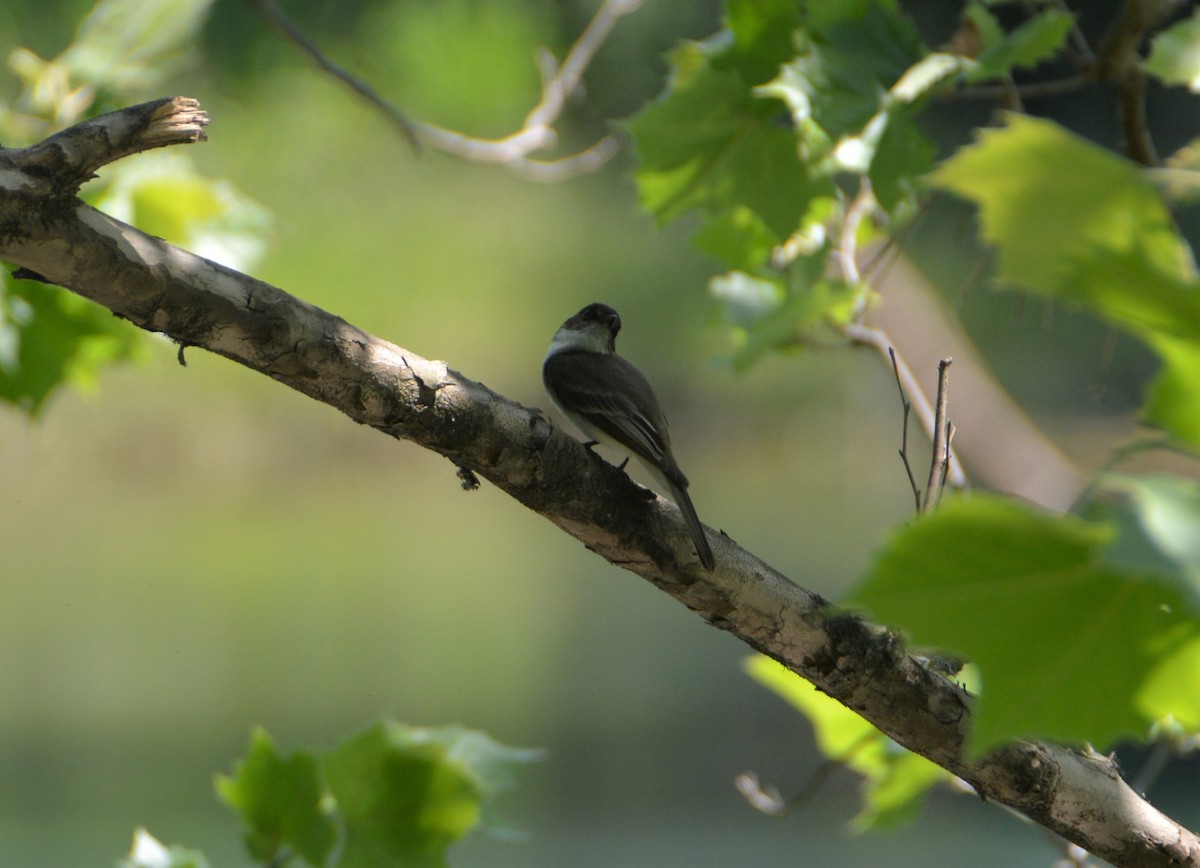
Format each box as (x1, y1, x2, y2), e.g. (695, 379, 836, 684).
(0, 276, 144, 414)
(967, 5, 1074, 81)
(848, 495, 1199, 756)
(932, 114, 1200, 449)
(1144, 332, 1200, 446)
(322, 722, 542, 868)
(933, 114, 1194, 297)
(628, 41, 819, 240)
(215, 727, 337, 866)
(1083, 474, 1200, 594)
(1145, 7, 1200, 92)
(1139, 636, 1200, 730)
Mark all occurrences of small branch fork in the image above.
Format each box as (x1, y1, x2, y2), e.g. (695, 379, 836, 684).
(832, 180, 966, 497)
(250, 0, 642, 180)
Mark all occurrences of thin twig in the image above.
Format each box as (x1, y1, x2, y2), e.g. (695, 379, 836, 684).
(844, 323, 968, 490)
(943, 74, 1091, 102)
(923, 358, 954, 514)
(1053, 0, 1098, 65)
(889, 346, 922, 513)
(1095, 0, 1187, 166)
(837, 180, 876, 288)
(525, 0, 644, 129)
(251, 0, 642, 179)
(938, 420, 956, 503)
(250, 0, 422, 152)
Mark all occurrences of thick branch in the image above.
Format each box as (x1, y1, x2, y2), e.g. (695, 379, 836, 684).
(1, 99, 1197, 868)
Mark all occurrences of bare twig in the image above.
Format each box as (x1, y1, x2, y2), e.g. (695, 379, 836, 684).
(251, 0, 643, 180)
(943, 74, 1091, 102)
(249, 0, 422, 152)
(889, 346, 922, 513)
(938, 421, 957, 502)
(1096, 0, 1187, 166)
(844, 323, 968, 491)
(923, 358, 954, 513)
(839, 187, 967, 498)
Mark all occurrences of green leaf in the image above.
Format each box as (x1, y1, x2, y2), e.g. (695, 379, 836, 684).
(758, 8, 923, 145)
(692, 208, 779, 272)
(933, 114, 1194, 300)
(1139, 636, 1200, 730)
(1083, 474, 1200, 593)
(721, 274, 860, 370)
(118, 828, 211, 868)
(848, 495, 1199, 755)
(869, 105, 935, 212)
(722, 0, 803, 83)
(744, 656, 948, 831)
(215, 727, 337, 866)
(58, 0, 216, 101)
(0, 275, 144, 414)
(628, 41, 820, 239)
(968, 6, 1074, 81)
(1146, 7, 1200, 92)
(933, 114, 1200, 448)
(322, 721, 542, 868)
(1144, 334, 1200, 447)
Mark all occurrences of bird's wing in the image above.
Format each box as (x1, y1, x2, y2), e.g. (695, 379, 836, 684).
(543, 351, 672, 467)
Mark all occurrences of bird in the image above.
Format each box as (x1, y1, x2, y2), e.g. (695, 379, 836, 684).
(542, 302, 716, 571)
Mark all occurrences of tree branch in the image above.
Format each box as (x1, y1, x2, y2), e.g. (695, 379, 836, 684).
(251, 0, 638, 180)
(1096, 0, 1188, 166)
(2, 98, 1198, 868)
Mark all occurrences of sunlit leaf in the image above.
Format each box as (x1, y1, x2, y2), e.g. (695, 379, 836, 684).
(1146, 7, 1200, 92)
(628, 41, 819, 239)
(848, 495, 1199, 755)
(968, 5, 1074, 81)
(1083, 473, 1200, 592)
(322, 721, 542, 868)
(0, 275, 143, 414)
(215, 727, 337, 866)
(1139, 635, 1200, 730)
(933, 114, 1200, 448)
(58, 0, 215, 111)
(93, 152, 272, 269)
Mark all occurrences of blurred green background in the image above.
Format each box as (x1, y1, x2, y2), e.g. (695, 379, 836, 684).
(2, 1, 1197, 865)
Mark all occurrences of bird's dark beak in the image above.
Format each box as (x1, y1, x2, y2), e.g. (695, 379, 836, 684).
(605, 310, 621, 336)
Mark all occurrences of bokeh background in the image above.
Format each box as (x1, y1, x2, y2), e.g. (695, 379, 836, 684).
(2, 1, 1198, 865)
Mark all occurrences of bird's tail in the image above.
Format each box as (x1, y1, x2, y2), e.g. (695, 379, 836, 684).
(669, 480, 716, 571)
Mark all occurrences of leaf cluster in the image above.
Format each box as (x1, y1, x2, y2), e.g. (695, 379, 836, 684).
(626, 0, 1200, 829)
(0, 0, 267, 413)
(121, 722, 542, 868)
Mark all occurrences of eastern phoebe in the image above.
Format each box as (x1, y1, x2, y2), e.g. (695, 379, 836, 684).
(543, 303, 716, 571)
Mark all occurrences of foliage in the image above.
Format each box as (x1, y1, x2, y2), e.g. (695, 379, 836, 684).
(849, 494, 1199, 756)
(8, 0, 1200, 856)
(627, 0, 1200, 826)
(124, 721, 542, 868)
(0, 0, 267, 414)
